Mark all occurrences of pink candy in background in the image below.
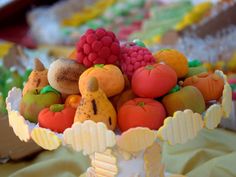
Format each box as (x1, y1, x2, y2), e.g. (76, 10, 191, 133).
(228, 78, 236, 100)
(118, 21, 143, 40)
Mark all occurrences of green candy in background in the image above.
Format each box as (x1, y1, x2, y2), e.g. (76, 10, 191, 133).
(0, 93, 6, 115)
(0, 64, 32, 115)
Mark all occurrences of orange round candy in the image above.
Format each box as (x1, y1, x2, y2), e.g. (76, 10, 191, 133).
(154, 49, 189, 78)
(132, 64, 177, 98)
(65, 95, 81, 109)
(118, 98, 166, 132)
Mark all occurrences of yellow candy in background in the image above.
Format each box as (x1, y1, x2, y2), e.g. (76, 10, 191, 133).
(227, 51, 236, 72)
(62, 0, 116, 27)
(175, 2, 212, 31)
(0, 42, 13, 59)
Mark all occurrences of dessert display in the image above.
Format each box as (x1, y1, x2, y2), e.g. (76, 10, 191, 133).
(5, 28, 233, 176)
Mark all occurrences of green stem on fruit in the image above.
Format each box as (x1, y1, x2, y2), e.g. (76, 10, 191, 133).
(50, 104, 64, 112)
(168, 85, 180, 94)
(95, 64, 104, 68)
(145, 65, 154, 70)
(40, 85, 61, 95)
(133, 39, 146, 47)
(137, 102, 145, 107)
(188, 60, 202, 67)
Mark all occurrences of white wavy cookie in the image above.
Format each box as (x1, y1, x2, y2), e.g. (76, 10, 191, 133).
(6, 87, 30, 142)
(85, 167, 96, 177)
(91, 149, 118, 177)
(7, 110, 30, 142)
(144, 142, 165, 177)
(31, 127, 61, 150)
(63, 120, 116, 155)
(221, 83, 232, 118)
(212, 70, 233, 118)
(204, 104, 223, 129)
(116, 127, 157, 153)
(214, 70, 227, 84)
(157, 109, 203, 145)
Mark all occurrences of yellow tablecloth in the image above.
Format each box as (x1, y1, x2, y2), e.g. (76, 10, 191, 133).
(0, 147, 90, 177)
(163, 128, 236, 177)
(1, 128, 236, 177)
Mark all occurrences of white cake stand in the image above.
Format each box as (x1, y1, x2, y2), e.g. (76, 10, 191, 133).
(5, 70, 232, 177)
